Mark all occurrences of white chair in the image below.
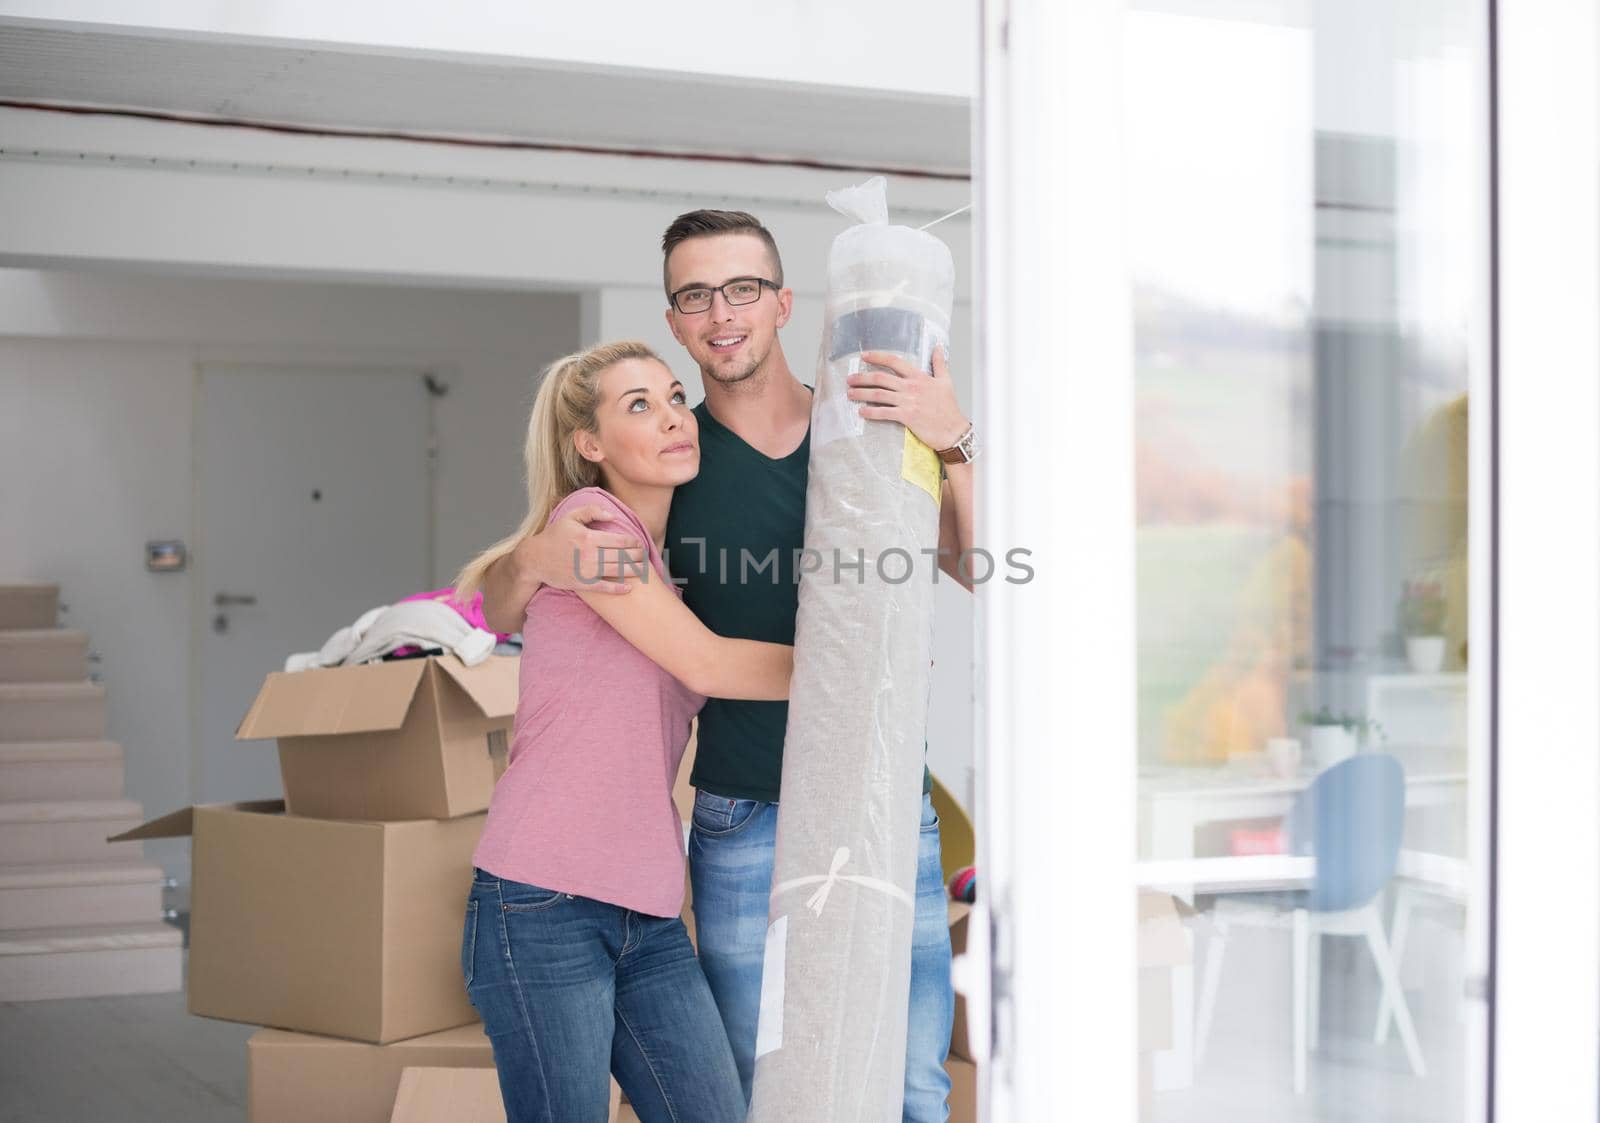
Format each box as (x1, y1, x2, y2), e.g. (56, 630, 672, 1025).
(1375, 869, 1468, 1045)
(1193, 754, 1426, 1093)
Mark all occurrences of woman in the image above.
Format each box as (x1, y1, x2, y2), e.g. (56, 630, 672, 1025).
(454, 340, 791, 1123)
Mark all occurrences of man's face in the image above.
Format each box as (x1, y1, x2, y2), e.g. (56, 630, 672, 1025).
(664, 233, 792, 386)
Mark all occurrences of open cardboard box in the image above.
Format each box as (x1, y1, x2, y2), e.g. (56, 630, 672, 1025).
(114, 801, 484, 1043)
(235, 655, 517, 821)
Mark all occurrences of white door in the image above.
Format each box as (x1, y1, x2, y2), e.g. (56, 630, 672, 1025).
(194, 363, 432, 804)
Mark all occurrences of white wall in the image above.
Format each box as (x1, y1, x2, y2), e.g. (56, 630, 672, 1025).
(0, 268, 581, 872)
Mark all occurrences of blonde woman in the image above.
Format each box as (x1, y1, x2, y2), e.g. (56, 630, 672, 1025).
(455, 340, 790, 1123)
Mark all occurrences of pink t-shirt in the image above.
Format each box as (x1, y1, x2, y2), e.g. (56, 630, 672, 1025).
(472, 487, 705, 918)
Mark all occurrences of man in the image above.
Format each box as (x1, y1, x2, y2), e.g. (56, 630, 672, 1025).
(481, 209, 976, 1122)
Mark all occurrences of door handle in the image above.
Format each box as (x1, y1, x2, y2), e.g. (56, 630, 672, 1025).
(213, 593, 258, 607)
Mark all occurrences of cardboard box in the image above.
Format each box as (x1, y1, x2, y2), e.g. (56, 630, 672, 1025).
(387, 1067, 637, 1123)
(249, 1024, 494, 1123)
(948, 902, 975, 1061)
(672, 725, 697, 824)
(389, 1067, 507, 1123)
(946, 892, 1189, 1063)
(236, 655, 518, 821)
(247, 1026, 635, 1123)
(946, 1057, 977, 1123)
(115, 801, 483, 1043)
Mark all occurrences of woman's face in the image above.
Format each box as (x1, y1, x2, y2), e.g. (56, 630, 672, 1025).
(576, 357, 700, 489)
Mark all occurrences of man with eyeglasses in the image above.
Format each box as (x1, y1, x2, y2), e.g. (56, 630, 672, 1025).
(480, 209, 976, 1122)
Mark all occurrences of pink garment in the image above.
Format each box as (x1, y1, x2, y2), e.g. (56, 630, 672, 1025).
(398, 587, 507, 640)
(472, 487, 705, 918)
(385, 587, 509, 661)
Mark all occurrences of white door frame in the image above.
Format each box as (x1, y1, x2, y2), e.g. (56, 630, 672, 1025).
(1492, 0, 1600, 1117)
(976, 0, 1139, 1118)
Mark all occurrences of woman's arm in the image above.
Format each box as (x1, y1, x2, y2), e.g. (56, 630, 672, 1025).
(576, 571, 793, 701)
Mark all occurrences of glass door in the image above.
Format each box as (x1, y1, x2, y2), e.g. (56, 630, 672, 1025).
(967, 0, 1556, 1117)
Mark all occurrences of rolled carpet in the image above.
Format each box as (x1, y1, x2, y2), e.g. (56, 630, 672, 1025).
(747, 177, 955, 1123)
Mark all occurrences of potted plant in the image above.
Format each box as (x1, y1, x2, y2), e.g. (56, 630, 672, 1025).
(1300, 707, 1386, 768)
(1399, 579, 1448, 673)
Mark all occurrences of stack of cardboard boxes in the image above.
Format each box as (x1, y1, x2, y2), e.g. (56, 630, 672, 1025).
(106, 652, 615, 1123)
(0, 583, 182, 1001)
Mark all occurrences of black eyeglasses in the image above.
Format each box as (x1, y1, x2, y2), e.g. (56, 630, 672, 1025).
(669, 277, 779, 315)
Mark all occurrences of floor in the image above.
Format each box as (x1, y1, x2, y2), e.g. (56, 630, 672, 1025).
(0, 975, 254, 1123)
(1153, 918, 1469, 1123)
(0, 920, 1470, 1123)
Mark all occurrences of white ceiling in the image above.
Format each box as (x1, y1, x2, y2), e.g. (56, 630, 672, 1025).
(0, 23, 972, 178)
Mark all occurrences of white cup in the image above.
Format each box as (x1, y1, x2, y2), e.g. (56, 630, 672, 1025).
(1266, 737, 1303, 778)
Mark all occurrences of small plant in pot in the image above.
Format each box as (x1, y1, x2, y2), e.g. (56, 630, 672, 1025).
(1399, 579, 1448, 673)
(1300, 707, 1386, 769)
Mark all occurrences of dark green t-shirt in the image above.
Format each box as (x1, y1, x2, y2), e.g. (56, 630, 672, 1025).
(666, 400, 931, 803)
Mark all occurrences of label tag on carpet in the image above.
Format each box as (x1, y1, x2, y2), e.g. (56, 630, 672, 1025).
(754, 916, 788, 1059)
(901, 430, 942, 505)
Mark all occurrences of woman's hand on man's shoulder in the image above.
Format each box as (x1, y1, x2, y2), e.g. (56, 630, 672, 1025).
(527, 502, 647, 596)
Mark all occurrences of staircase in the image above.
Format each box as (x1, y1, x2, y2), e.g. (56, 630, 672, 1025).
(0, 585, 181, 1000)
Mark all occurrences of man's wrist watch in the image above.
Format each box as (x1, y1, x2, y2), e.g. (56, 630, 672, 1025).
(936, 423, 978, 465)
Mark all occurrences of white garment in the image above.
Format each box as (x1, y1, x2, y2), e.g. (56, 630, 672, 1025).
(285, 601, 495, 671)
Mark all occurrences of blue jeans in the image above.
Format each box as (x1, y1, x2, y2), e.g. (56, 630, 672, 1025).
(689, 790, 955, 1123)
(463, 870, 745, 1123)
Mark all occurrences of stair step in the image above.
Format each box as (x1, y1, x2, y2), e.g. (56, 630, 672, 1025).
(0, 586, 58, 631)
(0, 921, 183, 1001)
(0, 861, 165, 930)
(0, 682, 107, 742)
(0, 741, 124, 802)
(0, 630, 89, 683)
(0, 799, 145, 865)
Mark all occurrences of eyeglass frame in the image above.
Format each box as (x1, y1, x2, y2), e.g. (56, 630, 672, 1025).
(668, 277, 781, 315)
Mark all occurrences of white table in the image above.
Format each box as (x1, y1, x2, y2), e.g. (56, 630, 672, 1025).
(1142, 748, 1467, 882)
(1138, 751, 1468, 1090)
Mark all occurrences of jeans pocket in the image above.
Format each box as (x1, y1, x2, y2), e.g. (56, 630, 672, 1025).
(461, 899, 479, 989)
(499, 880, 567, 913)
(692, 789, 762, 838)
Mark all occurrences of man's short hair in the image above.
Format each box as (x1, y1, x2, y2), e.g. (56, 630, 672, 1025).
(661, 210, 785, 296)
